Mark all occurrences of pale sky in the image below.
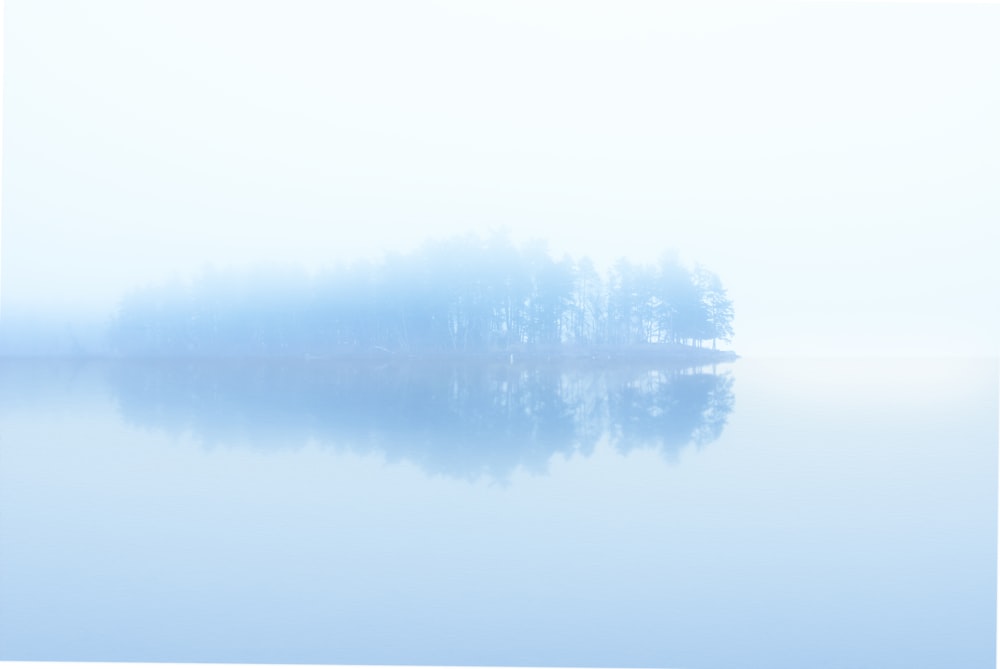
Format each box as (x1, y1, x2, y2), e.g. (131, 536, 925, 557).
(2, 1, 998, 355)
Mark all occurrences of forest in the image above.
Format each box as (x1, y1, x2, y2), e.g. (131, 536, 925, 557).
(110, 234, 734, 358)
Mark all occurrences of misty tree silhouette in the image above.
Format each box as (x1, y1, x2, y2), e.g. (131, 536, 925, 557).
(110, 234, 735, 358)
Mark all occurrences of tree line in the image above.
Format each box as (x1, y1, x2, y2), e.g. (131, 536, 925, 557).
(110, 233, 734, 357)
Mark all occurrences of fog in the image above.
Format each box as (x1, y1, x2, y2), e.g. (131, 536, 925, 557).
(2, 1, 998, 356)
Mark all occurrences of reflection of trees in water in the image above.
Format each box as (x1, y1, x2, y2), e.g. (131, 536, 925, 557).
(108, 361, 734, 479)
(611, 369, 735, 459)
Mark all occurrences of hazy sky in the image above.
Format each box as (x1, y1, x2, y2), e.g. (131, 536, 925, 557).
(2, 1, 998, 355)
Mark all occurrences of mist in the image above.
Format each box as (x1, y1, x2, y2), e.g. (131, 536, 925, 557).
(2, 1, 998, 356)
(2, 6, 998, 664)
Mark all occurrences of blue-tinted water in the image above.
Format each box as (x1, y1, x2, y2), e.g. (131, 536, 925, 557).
(0, 357, 995, 668)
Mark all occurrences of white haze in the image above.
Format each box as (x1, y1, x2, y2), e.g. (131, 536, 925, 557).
(1, 0, 998, 356)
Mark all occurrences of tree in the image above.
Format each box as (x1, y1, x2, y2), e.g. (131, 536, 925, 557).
(655, 252, 703, 345)
(693, 265, 734, 349)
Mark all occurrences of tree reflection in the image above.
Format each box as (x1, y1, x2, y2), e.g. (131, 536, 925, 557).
(108, 361, 734, 479)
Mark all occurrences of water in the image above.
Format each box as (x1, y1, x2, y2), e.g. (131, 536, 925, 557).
(0, 357, 995, 668)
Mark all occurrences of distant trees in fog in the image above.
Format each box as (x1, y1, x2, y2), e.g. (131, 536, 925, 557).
(110, 234, 734, 357)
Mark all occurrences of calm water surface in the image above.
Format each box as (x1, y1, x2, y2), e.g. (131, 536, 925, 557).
(0, 357, 995, 668)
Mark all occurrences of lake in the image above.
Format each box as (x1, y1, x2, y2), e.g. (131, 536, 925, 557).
(0, 357, 995, 668)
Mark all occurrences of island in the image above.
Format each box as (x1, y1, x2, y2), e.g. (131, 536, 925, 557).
(110, 233, 735, 362)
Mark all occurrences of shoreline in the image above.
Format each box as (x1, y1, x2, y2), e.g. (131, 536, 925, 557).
(0, 344, 738, 367)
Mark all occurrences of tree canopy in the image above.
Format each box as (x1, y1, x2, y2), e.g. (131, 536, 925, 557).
(111, 234, 734, 357)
